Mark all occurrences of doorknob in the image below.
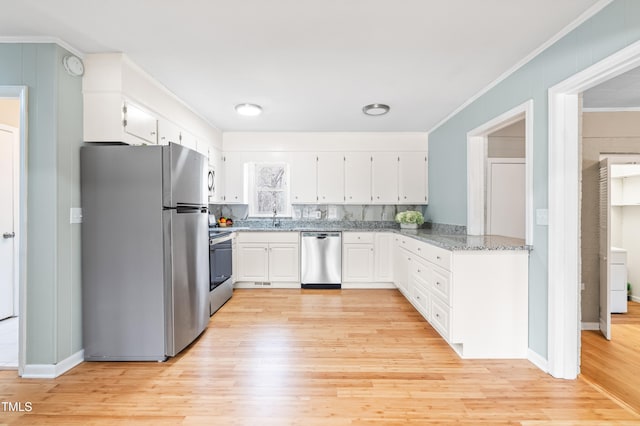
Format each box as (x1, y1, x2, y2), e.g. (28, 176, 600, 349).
(3, 232, 15, 239)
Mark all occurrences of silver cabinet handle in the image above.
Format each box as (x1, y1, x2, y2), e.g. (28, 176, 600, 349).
(3, 232, 15, 239)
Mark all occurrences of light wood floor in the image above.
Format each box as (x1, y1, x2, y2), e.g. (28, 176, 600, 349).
(581, 301, 640, 415)
(1, 290, 638, 425)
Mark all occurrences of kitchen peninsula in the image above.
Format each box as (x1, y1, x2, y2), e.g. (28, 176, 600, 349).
(219, 219, 529, 359)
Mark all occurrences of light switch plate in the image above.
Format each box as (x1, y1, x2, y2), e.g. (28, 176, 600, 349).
(70, 207, 83, 224)
(328, 206, 337, 220)
(536, 208, 548, 226)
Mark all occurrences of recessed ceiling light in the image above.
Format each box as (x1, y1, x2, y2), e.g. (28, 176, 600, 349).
(235, 103, 262, 116)
(363, 103, 390, 116)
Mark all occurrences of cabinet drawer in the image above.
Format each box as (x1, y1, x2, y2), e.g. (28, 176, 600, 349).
(412, 284, 430, 318)
(343, 232, 374, 244)
(430, 297, 451, 341)
(413, 241, 451, 271)
(430, 264, 451, 305)
(430, 246, 451, 271)
(236, 232, 299, 244)
(411, 258, 431, 290)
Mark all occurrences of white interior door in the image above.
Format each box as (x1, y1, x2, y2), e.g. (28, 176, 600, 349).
(599, 158, 611, 340)
(486, 159, 525, 239)
(0, 125, 17, 320)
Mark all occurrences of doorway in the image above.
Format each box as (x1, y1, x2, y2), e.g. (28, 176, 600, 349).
(485, 120, 526, 239)
(547, 40, 640, 380)
(0, 87, 27, 374)
(0, 103, 19, 369)
(467, 100, 533, 244)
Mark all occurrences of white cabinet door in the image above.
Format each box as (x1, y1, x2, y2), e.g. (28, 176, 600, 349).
(343, 244, 374, 282)
(223, 152, 247, 203)
(237, 243, 269, 281)
(196, 139, 210, 159)
(317, 152, 345, 203)
(157, 119, 181, 146)
(345, 152, 372, 204)
(180, 130, 198, 151)
(374, 233, 394, 282)
(372, 153, 399, 204)
(290, 152, 317, 203)
(399, 152, 428, 204)
(393, 238, 410, 293)
(268, 243, 299, 282)
(123, 102, 157, 144)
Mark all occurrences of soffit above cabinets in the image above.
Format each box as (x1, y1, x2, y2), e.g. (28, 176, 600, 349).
(0, 0, 601, 132)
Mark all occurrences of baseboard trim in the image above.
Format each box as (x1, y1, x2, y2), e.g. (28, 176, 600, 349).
(581, 322, 600, 331)
(527, 348, 548, 373)
(341, 282, 396, 289)
(632, 295, 640, 303)
(22, 349, 84, 379)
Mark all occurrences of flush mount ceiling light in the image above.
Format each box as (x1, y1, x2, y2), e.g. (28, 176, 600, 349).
(235, 103, 262, 116)
(362, 103, 390, 116)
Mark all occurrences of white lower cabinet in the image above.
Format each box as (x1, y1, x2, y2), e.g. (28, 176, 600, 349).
(393, 234, 528, 359)
(342, 232, 394, 288)
(343, 243, 374, 282)
(268, 243, 300, 282)
(235, 232, 299, 288)
(236, 243, 269, 282)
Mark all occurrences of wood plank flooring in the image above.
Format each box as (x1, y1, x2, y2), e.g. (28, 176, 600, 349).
(1, 289, 638, 425)
(581, 301, 640, 415)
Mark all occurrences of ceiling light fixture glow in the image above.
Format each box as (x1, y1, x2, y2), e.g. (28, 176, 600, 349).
(235, 103, 263, 116)
(362, 103, 390, 116)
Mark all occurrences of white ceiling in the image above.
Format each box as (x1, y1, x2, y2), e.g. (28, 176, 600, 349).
(0, 0, 602, 132)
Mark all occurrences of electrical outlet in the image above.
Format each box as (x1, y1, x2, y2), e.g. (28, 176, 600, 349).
(581, 282, 585, 291)
(314, 210, 321, 219)
(328, 206, 337, 220)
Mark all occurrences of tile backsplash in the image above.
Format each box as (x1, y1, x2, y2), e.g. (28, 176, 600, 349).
(208, 204, 424, 222)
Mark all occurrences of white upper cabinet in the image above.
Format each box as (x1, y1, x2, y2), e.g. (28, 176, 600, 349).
(290, 152, 318, 204)
(317, 152, 345, 203)
(83, 53, 221, 150)
(372, 153, 400, 204)
(157, 119, 181, 146)
(223, 152, 247, 204)
(344, 152, 372, 204)
(399, 152, 428, 204)
(196, 139, 210, 159)
(123, 102, 157, 144)
(180, 130, 198, 152)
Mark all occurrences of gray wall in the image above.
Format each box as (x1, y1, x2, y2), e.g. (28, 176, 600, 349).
(426, 0, 640, 359)
(581, 111, 640, 323)
(0, 44, 83, 364)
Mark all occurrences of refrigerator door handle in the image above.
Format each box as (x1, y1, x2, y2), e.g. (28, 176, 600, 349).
(165, 205, 208, 214)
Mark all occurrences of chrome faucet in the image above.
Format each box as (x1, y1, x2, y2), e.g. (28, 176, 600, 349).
(272, 205, 281, 227)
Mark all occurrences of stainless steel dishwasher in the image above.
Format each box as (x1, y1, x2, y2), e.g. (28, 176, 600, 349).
(301, 232, 342, 289)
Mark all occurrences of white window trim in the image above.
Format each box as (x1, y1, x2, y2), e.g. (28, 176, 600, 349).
(248, 162, 292, 218)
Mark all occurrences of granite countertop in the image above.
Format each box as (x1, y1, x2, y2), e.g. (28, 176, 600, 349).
(211, 221, 529, 251)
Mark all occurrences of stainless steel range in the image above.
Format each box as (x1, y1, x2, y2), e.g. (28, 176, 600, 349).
(209, 229, 233, 315)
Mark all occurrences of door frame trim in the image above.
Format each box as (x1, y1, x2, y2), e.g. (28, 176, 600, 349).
(548, 39, 640, 379)
(0, 86, 28, 376)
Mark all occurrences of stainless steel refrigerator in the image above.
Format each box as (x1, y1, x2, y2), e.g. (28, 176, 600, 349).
(81, 143, 209, 361)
